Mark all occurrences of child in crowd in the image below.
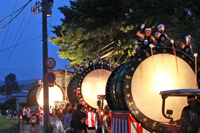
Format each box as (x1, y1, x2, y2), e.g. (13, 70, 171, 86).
(31, 113, 37, 132)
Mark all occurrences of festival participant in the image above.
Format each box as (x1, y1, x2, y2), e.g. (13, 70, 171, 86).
(136, 24, 156, 49)
(64, 108, 73, 132)
(81, 107, 88, 133)
(105, 58, 111, 69)
(63, 103, 71, 116)
(114, 63, 120, 69)
(79, 62, 86, 72)
(155, 24, 174, 47)
(71, 104, 85, 133)
(35, 107, 40, 124)
(49, 106, 53, 117)
(70, 103, 76, 112)
(58, 105, 63, 120)
(180, 35, 194, 55)
(96, 55, 103, 66)
(31, 113, 37, 132)
(55, 105, 59, 117)
(87, 56, 94, 69)
(22, 107, 26, 122)
(180, 95, 200, 133)
(26, 107, 31, 124)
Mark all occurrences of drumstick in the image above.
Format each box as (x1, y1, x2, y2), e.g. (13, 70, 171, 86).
(165, 35, 179, 74)
(149, 44, 156, 75)
(194, 53, 198, 87)
(140, 20, 147, 32)
(171, 41, 179, 74)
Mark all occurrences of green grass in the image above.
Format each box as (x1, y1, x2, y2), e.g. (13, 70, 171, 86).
(0, 116, 19, 133)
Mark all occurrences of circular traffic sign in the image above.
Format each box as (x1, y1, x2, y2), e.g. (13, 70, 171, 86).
(46, 57, 56, 69)
(45, 72, 56, 84)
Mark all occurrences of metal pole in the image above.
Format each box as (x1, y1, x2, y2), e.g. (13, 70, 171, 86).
(42, 0, 49, 133)
(65, 65, 67, 100)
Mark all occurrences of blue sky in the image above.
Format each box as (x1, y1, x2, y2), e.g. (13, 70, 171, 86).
(0, 0, 71, 81)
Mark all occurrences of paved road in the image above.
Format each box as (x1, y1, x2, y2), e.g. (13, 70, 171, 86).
(20, 122, 43, 133)
(20, 122, 96, 133)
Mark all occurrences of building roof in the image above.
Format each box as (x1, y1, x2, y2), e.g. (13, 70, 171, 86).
(0, 96, 10, 103)
(11, 91, 28, 97)
(17, 97, 27, 103)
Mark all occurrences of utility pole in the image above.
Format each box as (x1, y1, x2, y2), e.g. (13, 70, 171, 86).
(65, 65, 67, 100)
(42, 0, 49, 132)
(31, 1, 52, 133)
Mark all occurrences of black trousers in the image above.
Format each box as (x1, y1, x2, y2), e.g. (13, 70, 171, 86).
(22, 115, 26, 122)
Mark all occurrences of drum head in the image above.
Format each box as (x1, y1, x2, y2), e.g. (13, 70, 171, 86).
(38, 84, 64, 107)
(124, 47, 198, 131)
(77, 67, 111, 112)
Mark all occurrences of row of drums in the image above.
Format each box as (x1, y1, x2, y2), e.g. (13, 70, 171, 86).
(67, 46, 200, 132)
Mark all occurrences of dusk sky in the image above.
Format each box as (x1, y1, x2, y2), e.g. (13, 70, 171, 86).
(0, 0, 71, 81)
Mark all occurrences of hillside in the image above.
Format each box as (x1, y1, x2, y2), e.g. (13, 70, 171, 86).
(0, 79, 41, 86)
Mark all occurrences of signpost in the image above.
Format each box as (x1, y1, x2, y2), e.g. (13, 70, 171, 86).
(45, 72, 56, 84)
(46, 57, 56, 86)
(44, 57, 56, 133)
(46, 57, 56, 69)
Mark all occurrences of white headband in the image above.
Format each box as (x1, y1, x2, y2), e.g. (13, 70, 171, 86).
(145, 28, 151, 31)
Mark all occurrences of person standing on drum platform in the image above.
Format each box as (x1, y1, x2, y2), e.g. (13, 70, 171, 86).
(180, 95, 200, 133)
(180, 35, 194, 55)
(136, 24, 156, 50)
(155, 24, 174, 47)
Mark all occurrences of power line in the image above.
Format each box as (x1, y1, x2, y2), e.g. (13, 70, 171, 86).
(0, 36, 42, 53)
(0, 3, 32, 64)
(0, 0, 19, 51)
(0, 0, 29, 23)
(10, 15, 40, 67)
(0, 0, 32, 31)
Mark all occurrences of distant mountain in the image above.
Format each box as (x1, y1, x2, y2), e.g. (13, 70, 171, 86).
(0, 79, 41, 86)
(18, 79, 41, 85)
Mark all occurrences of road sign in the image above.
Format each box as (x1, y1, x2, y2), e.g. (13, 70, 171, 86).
(45, 72, 56, 84)
(46, 57, 56, 69)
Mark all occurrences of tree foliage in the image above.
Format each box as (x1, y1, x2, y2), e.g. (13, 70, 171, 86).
(0, 97, 16, 110)
(50, 0, 200, 68)
(4, 73, 20, 95)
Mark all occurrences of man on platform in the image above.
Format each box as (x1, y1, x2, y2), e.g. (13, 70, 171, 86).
(155, 24, 174, 47)
(180, 35, 194, 55)
(180, 95, 200, 133)
(136, 24, 156, 50)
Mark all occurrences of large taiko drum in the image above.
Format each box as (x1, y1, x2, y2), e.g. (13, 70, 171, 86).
(111, 47, 199, 131)
(76, 65, 112, 112)
(27, 82, 65, 107)
(106, 63, 129, 110)
(67, 74, 80, 104)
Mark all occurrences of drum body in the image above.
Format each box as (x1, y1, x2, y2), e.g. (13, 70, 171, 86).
(67, 74, 80, 104)
(108, 47, 199, 131)
(76, 65, 112, 112)
(106, 63, 129, 110)
(27, 83, 65, 107)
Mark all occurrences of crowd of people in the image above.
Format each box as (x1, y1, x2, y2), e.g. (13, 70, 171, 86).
(76, 24, 195, 74)
(21, 106, 41, 131)
(50, 103, 88, 133)
(136, 23, 194, 56)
